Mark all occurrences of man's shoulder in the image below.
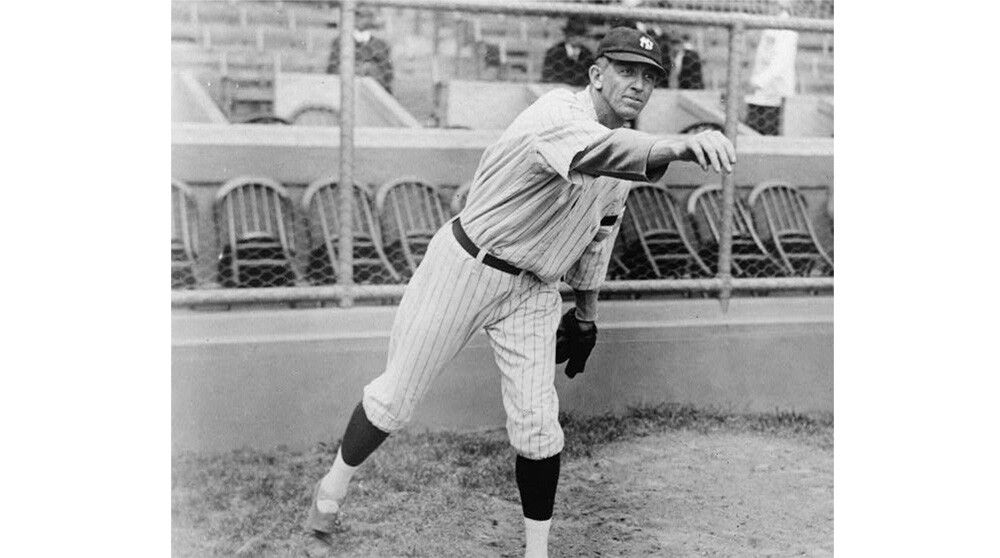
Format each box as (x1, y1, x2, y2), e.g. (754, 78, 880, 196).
(545, 41, 567, 54)
(502, 88, 585, 140)
(523, 88, 592, 122)
(535, 87, 582, 108)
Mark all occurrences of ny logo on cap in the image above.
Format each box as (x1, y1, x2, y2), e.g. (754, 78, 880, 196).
(639, 36, 654, 50)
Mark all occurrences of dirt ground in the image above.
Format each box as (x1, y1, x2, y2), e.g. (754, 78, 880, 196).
(300, 430, 833, 558)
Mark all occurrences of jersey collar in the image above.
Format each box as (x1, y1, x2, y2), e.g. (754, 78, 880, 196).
(576, 87, 599, 123)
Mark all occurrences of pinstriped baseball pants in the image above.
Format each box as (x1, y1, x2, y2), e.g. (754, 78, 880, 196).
(363, 223, 564, 460)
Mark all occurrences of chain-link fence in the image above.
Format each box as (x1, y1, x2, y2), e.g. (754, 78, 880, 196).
(172, 0, 833, 307)
(172, 177, 443, 291)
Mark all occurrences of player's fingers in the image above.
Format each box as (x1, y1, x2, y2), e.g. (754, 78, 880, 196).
(706, 131, 737, 167)
(718, 148, 732, 173)
(706, 133, 735, 173)
(722, 136, 737, 165)
(688, 139, 708, 170)
(711, 133, 733, 173)
(715, 141, 733, 173)
(701, 139, 722, 173)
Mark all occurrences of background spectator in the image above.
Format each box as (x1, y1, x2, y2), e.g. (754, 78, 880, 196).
(541, 16, 593, 87)
(744, 0, 798, 135)
(327, 8, 394, 94)
(666, 33, 705, 89)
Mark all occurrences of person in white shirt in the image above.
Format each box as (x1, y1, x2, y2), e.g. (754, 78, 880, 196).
(744, 0, 798, 135)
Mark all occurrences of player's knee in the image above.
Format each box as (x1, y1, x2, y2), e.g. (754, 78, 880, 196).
(361, 387, 413, 433)
(508, 416, 564, 460)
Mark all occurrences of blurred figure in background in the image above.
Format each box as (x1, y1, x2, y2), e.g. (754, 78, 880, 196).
(541, 15, 593, 87)
(327, 7, 394, 94)
(744, 0, 798, 135)
(666, 33, 705, 90)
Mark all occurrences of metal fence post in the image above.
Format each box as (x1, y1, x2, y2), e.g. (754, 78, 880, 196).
(718, 20, 744, 313)
(338, 0, 357, 308)
(432, 9, 441, 55)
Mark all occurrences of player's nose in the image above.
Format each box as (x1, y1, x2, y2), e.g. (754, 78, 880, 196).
(633, 74, 654, 91)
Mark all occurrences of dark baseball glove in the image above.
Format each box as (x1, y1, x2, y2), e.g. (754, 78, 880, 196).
(555, 308, 597, 379)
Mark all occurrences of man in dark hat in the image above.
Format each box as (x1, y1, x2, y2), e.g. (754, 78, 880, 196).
(326, 7, 394, 94)
(541, 15, 593, 86)
(300, 27, 735, 558)
(666, 32, 705, 90)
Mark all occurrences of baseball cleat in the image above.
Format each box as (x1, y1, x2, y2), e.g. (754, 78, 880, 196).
(304, 480, 347, 534)
(300, 481, 348, 557)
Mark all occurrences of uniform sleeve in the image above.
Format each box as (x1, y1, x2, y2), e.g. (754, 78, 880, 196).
(534, 111, 611, 183)
(533, 92, 668, 185)
(563, 214, 624, 291)
(570, 128, 668, 183)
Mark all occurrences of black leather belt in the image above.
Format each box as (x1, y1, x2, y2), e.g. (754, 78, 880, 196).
(452, 218, 523, 275)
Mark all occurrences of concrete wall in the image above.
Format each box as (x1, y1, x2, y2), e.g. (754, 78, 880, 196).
(172, 296, 832, 453)
(441, 82, 831, 137)
(171, 124, 833, 187)
(443, 83, 758, 135)
(784, 95, 834, 137)
(171, 71, 228, 123)
(171, 125, 833, 272)
(273, 73, 422, 127)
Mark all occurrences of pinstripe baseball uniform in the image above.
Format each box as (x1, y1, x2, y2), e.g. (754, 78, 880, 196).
(363, 87, 667, 459)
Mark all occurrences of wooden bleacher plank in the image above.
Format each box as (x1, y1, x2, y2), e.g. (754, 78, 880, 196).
(497, 38, 548, 82)
(171, 45, 222, 72)
(260, 27, 309, 51)
(172, 22, 201, 44)
(206, 26, 261, 50)
(276, 51, 326, 73)
(304, 28, 339, 55)
(287, 6, 335, 30)
(192, 1, 242, 26)
(172, 2, 196, 24)
(243, 3, 290, 28)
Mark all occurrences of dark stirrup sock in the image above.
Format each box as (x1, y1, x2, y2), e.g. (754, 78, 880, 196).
(515, 453, 562, 521)
(339, 401, 390, 467)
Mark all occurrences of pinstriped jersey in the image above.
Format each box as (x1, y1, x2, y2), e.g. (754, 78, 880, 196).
(459, 87, 664, 286)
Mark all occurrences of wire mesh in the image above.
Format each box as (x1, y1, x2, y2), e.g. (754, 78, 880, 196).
(171, 0, 833, 303)
(171, 176, 468, 290)
(170, 178, 831, 290)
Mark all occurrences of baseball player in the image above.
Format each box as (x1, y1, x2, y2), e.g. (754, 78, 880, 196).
(301, 27, 736, 558)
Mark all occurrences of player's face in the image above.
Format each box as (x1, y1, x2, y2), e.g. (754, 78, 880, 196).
(598, 60, 659, 121)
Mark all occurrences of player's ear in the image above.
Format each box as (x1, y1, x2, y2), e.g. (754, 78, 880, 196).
(589, 64, 602, 89)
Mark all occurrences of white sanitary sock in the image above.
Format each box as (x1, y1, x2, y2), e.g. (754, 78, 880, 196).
(317, 448, 358, 513)
(523, 517, 551, 558)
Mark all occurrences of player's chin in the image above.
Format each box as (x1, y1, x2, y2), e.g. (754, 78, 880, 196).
(615, 102, 644, 120)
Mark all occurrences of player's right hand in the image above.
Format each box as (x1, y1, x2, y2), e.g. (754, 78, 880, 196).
(678, 130, 737, 174)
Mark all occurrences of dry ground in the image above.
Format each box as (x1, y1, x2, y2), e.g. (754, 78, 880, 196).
(172, 407, 833, 557)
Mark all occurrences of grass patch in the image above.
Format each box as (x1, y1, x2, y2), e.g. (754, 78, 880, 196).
(172, 405, 832, 557)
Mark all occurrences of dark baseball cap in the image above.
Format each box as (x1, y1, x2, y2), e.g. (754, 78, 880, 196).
(595, 27, 666, 77)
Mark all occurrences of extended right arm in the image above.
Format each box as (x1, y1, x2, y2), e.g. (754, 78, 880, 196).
(571, 128, 736, 180)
